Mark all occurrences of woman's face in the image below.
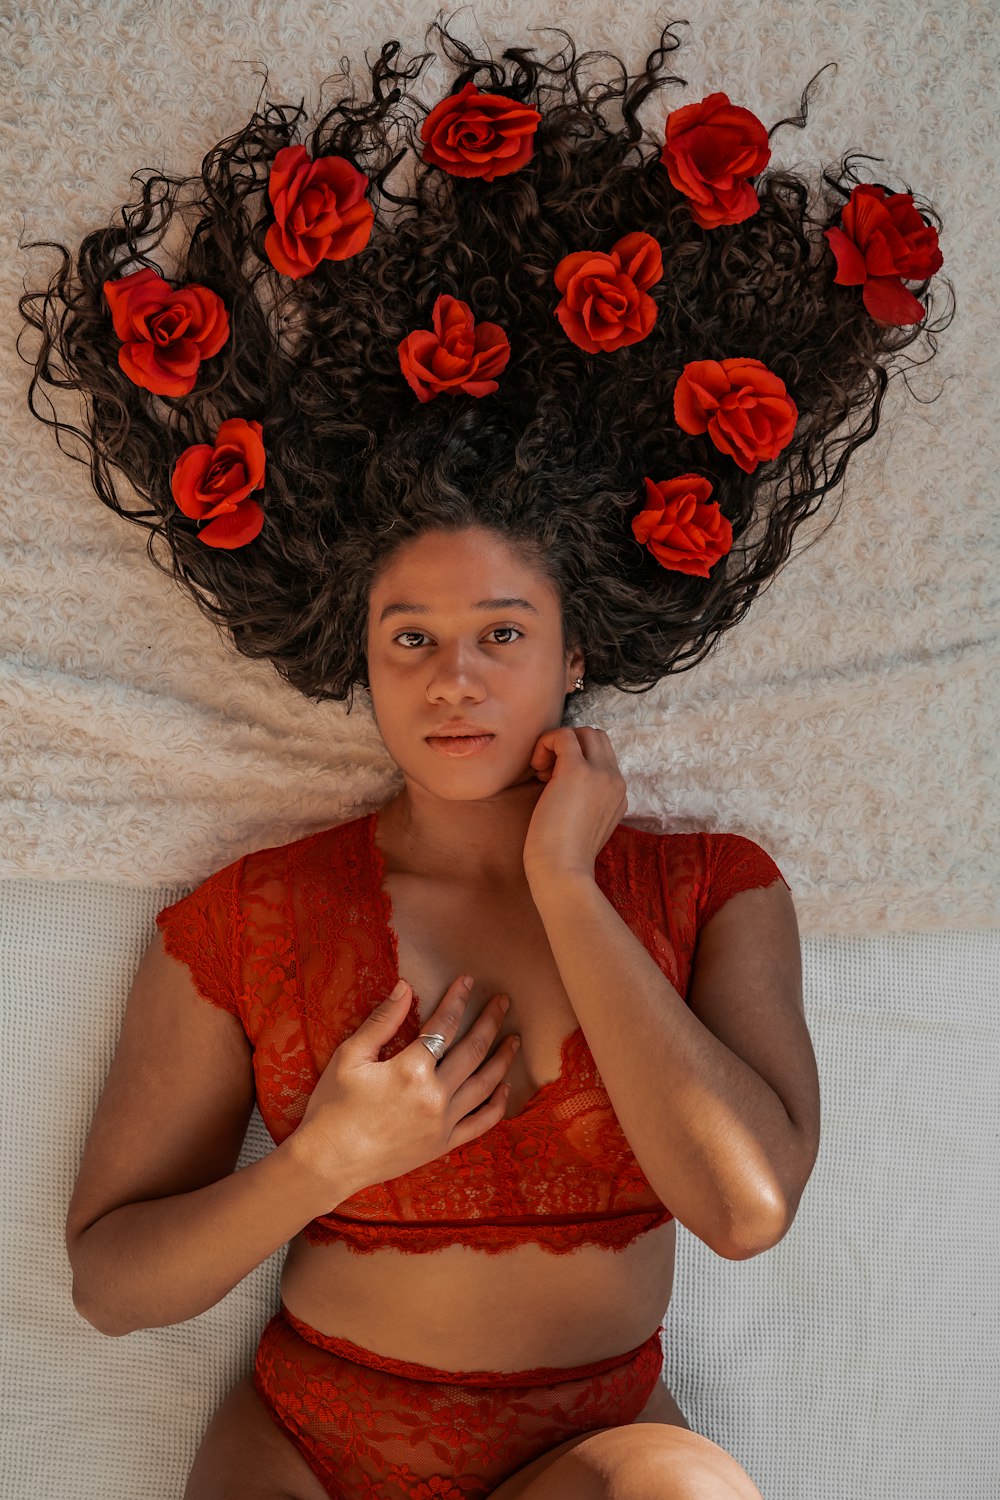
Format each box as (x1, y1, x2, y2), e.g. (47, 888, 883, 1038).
(365, 527, 585, 797)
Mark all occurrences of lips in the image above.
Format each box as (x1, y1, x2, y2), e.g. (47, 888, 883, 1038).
(427, 725, 493, 737)
(425, 733, 495, 757)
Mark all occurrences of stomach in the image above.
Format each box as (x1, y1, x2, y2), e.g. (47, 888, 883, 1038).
(279, 1215, 676, 1372)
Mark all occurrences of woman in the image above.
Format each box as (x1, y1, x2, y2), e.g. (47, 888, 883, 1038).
(20, 15, 948, 1499)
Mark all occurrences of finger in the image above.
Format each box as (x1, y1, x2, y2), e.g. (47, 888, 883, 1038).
(409, 976, 470, 1057)
(436, 992, 509, 1089)
(447, 1031, 520, 1128)
(352, 979, 414, 1058)
(530, 726, 578, 768)
(447, 1068, 514, 1148)
(529, 737, 552, 765)
(572, 726, 616, 762)
(573, 727, 603, 752)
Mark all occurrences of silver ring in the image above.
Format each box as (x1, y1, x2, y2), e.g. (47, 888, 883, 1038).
(417, 1032, 448, 1062)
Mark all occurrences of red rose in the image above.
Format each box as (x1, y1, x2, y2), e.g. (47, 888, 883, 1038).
(264, 144, 375, 279)
(170, 417, 265, 549)
(420, 80, 542, 181)
(102, 266, 229, 397)
(631, 474, 732, 577)
(674, 358, 798, 473)
(660, 92, 771, 229)
(553, 232, 663, 354)
(398, 295, 511, 403)
(823, 184, 943, 325)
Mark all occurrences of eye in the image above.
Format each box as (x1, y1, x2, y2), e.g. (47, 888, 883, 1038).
(392, 626, 524, 648)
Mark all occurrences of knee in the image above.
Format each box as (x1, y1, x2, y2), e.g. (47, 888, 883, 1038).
(608, 1425, 765, 1500)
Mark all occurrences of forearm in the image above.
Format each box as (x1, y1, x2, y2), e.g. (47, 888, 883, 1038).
(528, 870, 795, 1257)
(70, 1135, 338, 1337)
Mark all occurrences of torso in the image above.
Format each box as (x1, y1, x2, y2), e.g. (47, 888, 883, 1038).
(280, 813, 681, 1423)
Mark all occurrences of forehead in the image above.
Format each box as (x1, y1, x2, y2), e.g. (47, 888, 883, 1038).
(371, 529, 556, 605)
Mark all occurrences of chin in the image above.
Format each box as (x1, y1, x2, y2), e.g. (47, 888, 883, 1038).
(405, 752, 538, 795)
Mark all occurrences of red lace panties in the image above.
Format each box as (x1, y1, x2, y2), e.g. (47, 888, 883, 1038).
(253, 1301, 664, 1500)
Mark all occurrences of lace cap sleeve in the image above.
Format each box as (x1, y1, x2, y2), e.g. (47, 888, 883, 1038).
(154, 857, 246, 1021)
(698, 833, 791, 930)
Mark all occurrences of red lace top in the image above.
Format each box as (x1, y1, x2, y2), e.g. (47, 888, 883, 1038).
(155, 811, 789, 1256)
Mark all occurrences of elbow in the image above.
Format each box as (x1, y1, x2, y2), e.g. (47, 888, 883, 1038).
(716, 1225, 787, 1261)
(714, 1183, 793, 1261)
(71, 1277, 132, 1338)
(68, 1227, 133, 1337)
(717, 1137, 818, 1260)
(69, 1241, 109, 1335)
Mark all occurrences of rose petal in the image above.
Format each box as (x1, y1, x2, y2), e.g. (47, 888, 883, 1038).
(824, 226, 868, 286)
(103, 267, 170, 340)
(455, 375, 502, 398)
(610, 232, 664, 292)
(554, 249, 617, 295)
(197, 499, 266, 549)
(687, 181, 760, 229)
(862, 276, 927, 325)
(325, 199, 375, 260)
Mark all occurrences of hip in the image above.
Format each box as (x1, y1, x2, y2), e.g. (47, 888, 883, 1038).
(253, 1300, 669, 1500)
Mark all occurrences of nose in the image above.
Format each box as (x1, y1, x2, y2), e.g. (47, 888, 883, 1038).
(425, 646, 488, 703)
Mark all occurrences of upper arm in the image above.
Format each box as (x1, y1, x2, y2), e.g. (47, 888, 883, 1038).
(65, 927, 256, 1260)
(687, 878, 821, 1234)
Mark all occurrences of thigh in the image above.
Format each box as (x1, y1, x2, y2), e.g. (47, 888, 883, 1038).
(182, 1373, 329, 1500)
(486, 1424, 766, 1500)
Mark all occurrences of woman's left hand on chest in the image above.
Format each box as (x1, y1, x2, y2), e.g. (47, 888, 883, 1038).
(523, 726, 629, 883)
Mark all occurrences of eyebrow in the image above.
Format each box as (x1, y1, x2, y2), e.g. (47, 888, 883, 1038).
(378, 597, 540, 625)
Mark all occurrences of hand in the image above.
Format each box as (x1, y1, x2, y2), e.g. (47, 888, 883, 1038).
(522, 726, 629, 884)
(291, 976, 521, 1206)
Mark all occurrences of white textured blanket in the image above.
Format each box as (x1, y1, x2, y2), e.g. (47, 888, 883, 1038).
(4, 879, 997, 1499)
(2, 0, 996, 935)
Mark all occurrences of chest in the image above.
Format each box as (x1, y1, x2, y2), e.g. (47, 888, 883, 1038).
(380, 868, 578, 1119)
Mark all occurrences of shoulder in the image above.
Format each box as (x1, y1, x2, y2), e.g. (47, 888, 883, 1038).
(694, 829, 791, 928)
(611, 819, 790, 924)
(156, 811, 370, 925)
(239, 809, 374, 881)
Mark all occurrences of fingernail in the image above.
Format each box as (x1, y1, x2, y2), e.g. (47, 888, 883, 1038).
(511, 1037, 521, 1053)
(390, 980, 407, 1000)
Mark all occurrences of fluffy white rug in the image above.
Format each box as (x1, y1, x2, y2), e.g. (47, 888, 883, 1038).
(2, 0, 996, 935)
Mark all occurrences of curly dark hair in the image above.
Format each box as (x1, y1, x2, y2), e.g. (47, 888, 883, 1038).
(17, 12, 952, 719)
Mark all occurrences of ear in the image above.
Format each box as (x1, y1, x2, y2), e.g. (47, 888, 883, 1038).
(566, 643, 586, 685)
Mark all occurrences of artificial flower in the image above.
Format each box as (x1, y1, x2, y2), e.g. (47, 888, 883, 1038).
(102, 266, 229, 396)
(420, 80, 542, 181)
(824, 183, 943, 325)
(632, 474, 732, 576)
(398, 294, 511, 402)
(674, 357, 797, 472)
(170, 417, 265, 548)
(660, 92, 770, 229)
(553, 232, 663, 353)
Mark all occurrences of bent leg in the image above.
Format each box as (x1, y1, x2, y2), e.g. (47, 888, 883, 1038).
(182, 1372, 329, 1500)
(487, 1424, 766, 1500)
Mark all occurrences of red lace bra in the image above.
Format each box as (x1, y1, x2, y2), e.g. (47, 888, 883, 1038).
(155, 811, 789, 1256)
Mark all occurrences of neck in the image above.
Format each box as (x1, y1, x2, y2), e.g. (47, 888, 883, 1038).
(377, 776, 546, 886)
